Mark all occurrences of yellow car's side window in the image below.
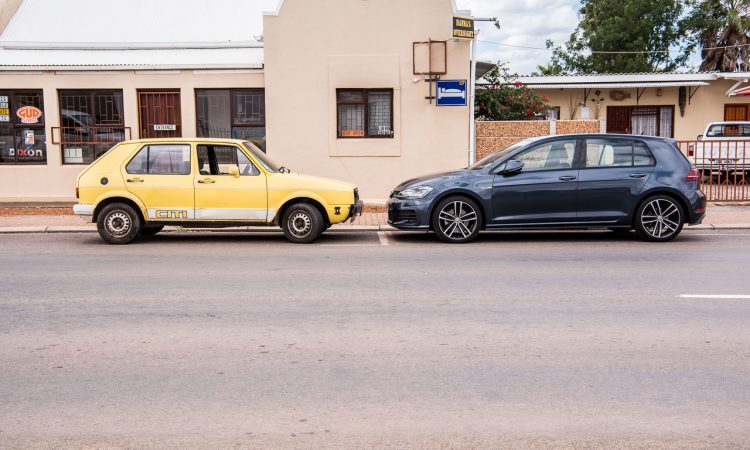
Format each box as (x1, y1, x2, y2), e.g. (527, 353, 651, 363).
(126, 145, 191, 175)
(197, 145, 260, 176)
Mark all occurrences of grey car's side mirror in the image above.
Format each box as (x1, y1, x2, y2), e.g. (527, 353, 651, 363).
(500, 159, 525, 175)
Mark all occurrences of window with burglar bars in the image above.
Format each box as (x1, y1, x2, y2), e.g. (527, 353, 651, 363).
(337, 89, 393, 139)
(196, 89, 266, 151)
(57, 90, 127, 164)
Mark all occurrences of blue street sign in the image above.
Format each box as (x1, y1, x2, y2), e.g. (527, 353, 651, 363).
(436, 79, 467, 106)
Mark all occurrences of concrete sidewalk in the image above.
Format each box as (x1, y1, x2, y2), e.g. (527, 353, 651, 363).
(1, 206, 750, 234)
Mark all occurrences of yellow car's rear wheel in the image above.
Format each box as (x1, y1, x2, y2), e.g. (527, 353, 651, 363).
(97, 203, 141, 245)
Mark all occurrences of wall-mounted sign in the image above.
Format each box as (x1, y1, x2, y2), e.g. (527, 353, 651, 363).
(0, 96, 8, 103)
(452, 16, 475, 39)
(436, 80, 468, 106)
(154, 124, 177, 131)
(341, 130, 365, 137)
(17, 106, 42, 124)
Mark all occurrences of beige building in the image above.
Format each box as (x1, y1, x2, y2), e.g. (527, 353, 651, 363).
(0, 0, 473, 202)
(516, 72, 750, 142)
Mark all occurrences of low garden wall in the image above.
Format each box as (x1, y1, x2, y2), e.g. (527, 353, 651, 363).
(476, 120, 604, 160)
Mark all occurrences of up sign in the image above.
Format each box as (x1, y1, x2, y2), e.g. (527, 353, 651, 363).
(452, 16, 475, 39)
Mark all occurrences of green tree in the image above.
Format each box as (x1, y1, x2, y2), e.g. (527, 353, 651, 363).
(475, 63, 550, 120)
(544, 0, 689, 74)
(683, 0, 750, 72)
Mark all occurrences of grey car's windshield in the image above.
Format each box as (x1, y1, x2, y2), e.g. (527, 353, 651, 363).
(469, 142, 527, 170)
(243, 142, 280, 173)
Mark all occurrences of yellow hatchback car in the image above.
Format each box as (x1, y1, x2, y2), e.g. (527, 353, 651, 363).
(73, 138, 362, 244)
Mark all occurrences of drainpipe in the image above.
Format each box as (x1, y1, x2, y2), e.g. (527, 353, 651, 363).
(469, 38, 477, 166)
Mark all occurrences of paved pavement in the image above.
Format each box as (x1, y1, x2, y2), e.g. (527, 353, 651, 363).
(1, 229, 750, 448)
(0, 205, 750, 233)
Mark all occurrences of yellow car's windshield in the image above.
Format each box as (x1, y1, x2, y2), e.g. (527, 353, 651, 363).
(243, 141, 281, 173)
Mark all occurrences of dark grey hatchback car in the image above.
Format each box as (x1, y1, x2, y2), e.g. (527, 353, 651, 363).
(387, 134, 706, 243)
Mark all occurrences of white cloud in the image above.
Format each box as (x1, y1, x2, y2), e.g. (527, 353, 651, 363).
(456, 0, 581, 75)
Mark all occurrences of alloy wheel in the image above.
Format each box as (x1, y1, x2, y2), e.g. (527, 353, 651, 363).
(640, 198, 681, 239)
(437, 200, 478, 241)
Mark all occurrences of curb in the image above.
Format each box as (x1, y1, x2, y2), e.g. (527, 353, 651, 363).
(0, 225, 399, 234)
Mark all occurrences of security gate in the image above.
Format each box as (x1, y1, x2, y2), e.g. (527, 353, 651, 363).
(138, 90, 182, 139)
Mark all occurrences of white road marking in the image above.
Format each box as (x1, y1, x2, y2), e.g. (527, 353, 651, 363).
(320, 244, 381, 247)
(678, 294, 750, 299)
(378, 231, 390, 246)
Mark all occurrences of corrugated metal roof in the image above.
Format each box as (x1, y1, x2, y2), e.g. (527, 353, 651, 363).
(0, 47, 264, 70)
(524, 81, 710, 89)
(0, 0, 278, 70)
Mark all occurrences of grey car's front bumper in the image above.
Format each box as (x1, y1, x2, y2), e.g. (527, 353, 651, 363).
(386, 198, 431, 229)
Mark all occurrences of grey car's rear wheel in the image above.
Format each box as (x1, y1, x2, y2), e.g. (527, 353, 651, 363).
(282, 203, 324, 244)
(432, 196, 482, 243)
(634, 195, 684, 242)
(96, 203, 141, 245)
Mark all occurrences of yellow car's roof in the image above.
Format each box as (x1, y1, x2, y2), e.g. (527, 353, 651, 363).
(120, 137, 250, 145)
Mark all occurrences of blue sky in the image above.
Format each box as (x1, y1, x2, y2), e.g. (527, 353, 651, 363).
(457, 0, 702, 75)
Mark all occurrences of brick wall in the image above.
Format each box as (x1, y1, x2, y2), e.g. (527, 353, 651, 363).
(476, 120, 602, 160)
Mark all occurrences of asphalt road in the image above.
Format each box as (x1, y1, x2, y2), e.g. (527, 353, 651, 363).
(1, 229, 750, 449)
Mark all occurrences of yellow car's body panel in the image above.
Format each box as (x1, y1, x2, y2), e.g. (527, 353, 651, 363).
(75, 138, 360, 227)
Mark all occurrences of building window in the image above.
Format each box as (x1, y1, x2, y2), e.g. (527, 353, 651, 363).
(196, 89, 266, 151)
(546, 106, 561, 121)
(0, 90, 47, 165)
(725, 104, 750, 121)
(57, 90, 128, 164)
(336, 89, 393, 139)
(606, 105, 674, 138)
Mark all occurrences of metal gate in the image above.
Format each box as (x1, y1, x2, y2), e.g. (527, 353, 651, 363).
(677, 140, 750, 201)
(138, 91, 182, 139)
(606, 106, 632, 134)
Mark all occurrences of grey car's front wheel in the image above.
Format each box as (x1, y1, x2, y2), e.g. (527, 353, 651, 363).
(634, 195, 684, 242)
(432, 196, 482, 243)
(96, 203, 141, 245)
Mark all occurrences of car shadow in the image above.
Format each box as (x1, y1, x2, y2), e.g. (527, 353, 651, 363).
(388, 229, 702, 244)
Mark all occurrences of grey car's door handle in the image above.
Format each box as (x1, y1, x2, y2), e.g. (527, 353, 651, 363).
(558, 175, 577, 181)
(629, 173, 648, 178)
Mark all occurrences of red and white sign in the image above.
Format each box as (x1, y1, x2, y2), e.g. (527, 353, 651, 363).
(16, 106, 42, 124)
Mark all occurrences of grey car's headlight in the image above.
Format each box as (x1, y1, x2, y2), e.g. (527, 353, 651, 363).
(396, 185, 433, 199)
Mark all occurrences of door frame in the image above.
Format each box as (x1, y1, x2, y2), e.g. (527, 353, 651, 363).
(137, 89, 182, 139)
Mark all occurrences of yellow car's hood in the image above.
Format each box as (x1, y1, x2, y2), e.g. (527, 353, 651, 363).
(270, 172, 356, 191)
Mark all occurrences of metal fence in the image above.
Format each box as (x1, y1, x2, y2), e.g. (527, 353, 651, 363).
(677, 140, 750, 201)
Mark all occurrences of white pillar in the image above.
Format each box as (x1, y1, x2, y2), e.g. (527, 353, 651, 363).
(468, 39, 477, 165)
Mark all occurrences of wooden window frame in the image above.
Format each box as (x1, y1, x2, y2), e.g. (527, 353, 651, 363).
(336, 88, 394, 139)
(724, 104, 750, 121)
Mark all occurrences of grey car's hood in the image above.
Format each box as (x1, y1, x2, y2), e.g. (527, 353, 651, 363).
(394, 169, 471, 191)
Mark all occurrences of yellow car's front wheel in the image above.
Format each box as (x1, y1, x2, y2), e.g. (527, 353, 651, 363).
(282, 203, 324, 244)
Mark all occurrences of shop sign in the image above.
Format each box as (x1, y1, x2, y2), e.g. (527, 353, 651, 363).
(24, 129, 35, 146)
(341, 130, 365, 137)
(436, 80, 468, 106)
(154, 124, 176, 131)
(17, 106, 42, 124)
(0, 96, 8, 103)
(452, 16, 475, 39)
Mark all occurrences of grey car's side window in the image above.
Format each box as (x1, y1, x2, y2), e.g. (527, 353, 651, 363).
(515, 139, 576, 172)
(585, 139, 655, 168)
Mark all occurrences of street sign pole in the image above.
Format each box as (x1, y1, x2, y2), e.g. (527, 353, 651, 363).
(469, 38, 477, 166)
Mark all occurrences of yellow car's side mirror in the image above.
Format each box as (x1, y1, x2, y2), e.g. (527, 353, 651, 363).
(228, 167, 240, 178)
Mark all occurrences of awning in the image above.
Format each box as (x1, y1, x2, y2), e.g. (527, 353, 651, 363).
(729, 86, 750, 96)
(516, 81, 709, 89)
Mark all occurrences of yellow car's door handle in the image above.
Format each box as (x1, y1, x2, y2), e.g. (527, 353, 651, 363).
(126, 177, 144, 183)
(197, 178, 215, 184)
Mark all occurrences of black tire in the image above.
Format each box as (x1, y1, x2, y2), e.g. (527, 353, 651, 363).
(96, 203, 141, 245)
(634, 194, 684, 242)
(431, 196, 482, 243)
(282, 202, 324, 244)
(140, 225, 164, 236)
